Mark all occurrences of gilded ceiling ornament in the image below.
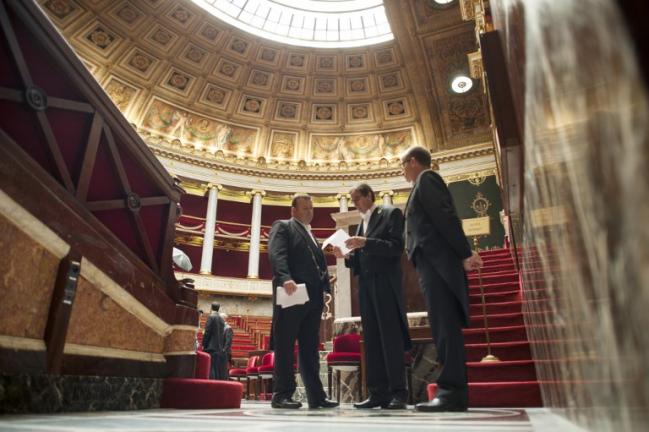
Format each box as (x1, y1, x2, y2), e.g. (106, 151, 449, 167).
(129, 53, 152, 72)
(315, 106, 333, 120)
(381, 74, 398, 88)
(261, 48, 276, 62)
(387, 101, 405, 116)
(252, 71, 269, 86)
(243, 98, 262, 113)
(352, 106, 368, 119)
(316, 80, 334, 93)
(45, 0, 73, 19)
(350, 79, 366, 92)
(230, 39, 248, 54)
(319, 56, 334, 69)
(152, 29, 172, 45)
(376, 49, 393, 65)
(168, 73, 189, 90)
(117, 6, 140, 24)
(200, 25, 219, 41)
(86, 27, 114, 49)
(471, 192, 491, 217)
(285, 78, 300, 91)
(348, 55, 364, 68)
(171, 7, 191, 23)
(185, 46, 205, 63)
(289, 54, 305, 67)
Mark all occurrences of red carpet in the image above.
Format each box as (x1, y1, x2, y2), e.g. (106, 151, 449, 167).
(427, 248, 543, 407)
(160, 378, 243, 409)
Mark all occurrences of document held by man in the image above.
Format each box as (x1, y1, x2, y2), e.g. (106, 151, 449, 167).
(321, 229, 352, 256)
(275, 283, 309, 308)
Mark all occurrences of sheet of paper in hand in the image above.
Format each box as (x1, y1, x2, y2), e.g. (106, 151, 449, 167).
(321, 229, 352, 255)
(276, 283, 309, 308)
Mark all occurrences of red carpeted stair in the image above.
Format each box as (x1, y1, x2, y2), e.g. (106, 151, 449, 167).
(427, 248, 543, 407)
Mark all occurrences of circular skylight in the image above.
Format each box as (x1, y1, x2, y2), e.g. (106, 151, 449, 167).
(191, 0, 394, 48)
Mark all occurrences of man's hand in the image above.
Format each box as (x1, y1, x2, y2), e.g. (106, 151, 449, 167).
(345, 236, 366, 250)
(332, 246, 348, 259)
(283, 280, 298, 295)
(463, 251, 483, 272)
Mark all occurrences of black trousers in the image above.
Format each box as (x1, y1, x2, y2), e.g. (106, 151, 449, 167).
(415, 256, 468, 402)
(359, 274, 407, 400)
(272, 302, 327, 404)
(208, 352, 228, 380)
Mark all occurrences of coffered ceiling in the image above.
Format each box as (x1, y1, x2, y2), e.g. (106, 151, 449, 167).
(38, 0, 491, 176)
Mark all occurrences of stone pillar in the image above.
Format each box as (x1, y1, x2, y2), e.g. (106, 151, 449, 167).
(199, 184, 222, 274)
(336, 193, 351, 212)
(380, 190, 394, 205)
(330, 209, 359, 319)
(247, 190, 265, 279)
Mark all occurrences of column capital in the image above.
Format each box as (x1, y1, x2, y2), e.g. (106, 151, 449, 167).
(246, 189, 266, 199)
(335, 193, 351, 201)
(379, 190, 394, 198)
(202, 183, 223, 194)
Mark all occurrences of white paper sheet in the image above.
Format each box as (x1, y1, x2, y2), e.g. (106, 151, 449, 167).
(321, 228, 352, 256)
(276, 283, 309, 308)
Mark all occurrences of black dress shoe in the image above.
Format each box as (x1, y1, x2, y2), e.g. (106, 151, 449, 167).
(309, 399, 339, 409)
(415, 398, 467, 412)
(353, 397, 390, 409)
(271, 398, 303, 409)
(383, 398, 407, 410)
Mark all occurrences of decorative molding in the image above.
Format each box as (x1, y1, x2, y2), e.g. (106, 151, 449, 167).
(0, 335, 46, 351)
(175, 272, 272, 297)
(63, 343, 166, 362)
(0, 190, 70, 259)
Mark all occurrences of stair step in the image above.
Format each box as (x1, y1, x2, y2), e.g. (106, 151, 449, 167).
(467, 360, 537, 382)
(463, 325, 527, 344)
(427, 381, 542, 407)
(465, 340, 532, 362)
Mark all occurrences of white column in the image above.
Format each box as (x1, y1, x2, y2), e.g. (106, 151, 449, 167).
(200, 184, 221, 274)
(247, 190, 265, 279)
(380, 190, 394, 205)
(336, 193, 350, 212)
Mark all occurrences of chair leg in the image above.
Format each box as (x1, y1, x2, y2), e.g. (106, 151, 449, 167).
(336, 369, 341, 403)
(327, 366, 332, 400)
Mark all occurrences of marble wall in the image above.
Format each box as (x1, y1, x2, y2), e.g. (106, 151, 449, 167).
(490, 0, 649, 429)
(197, 293, 273, 318)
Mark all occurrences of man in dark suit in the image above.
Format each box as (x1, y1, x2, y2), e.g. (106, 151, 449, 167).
(222, 313, 233, 379)
(334, 183, 411, 410)
(268, 194, 339, 409)
(401, 146, 482, 412)
(202, 302, 226, 380)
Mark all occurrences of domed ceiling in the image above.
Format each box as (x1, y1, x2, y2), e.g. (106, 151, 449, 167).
(39, 0, 492, 177)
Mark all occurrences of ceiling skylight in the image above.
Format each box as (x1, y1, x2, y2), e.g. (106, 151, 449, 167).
(191, 0, 394, 48)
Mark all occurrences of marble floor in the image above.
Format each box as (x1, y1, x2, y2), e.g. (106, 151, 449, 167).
(0, 402, 590, 432)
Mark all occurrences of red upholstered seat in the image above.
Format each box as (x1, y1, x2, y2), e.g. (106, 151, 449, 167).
(258, 352, 275, 375)
(160, 378, 243, 409)
(229, 368, 247, 377)
(325, 352, 361, 363)
(334, 333, 361, 352)
(195, 350, 211, 379)
(245, 366, 259, 374)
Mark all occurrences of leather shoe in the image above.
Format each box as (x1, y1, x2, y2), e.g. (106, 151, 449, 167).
(271, 398, 303, 409)
(309, 399, 339, 409)
(415, 398, 467, 412)
(353, 397, 390, 409)
(383, 397, 408, 410)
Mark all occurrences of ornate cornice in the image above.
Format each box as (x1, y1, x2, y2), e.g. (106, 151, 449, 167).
(148, 140, 494, 181)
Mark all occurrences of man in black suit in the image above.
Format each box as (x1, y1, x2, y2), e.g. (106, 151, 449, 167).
(222, 313, 233, 379)
(334, 183, 411, 410)
(202, 302, 226, 380)
(268, 194, 339, 409)
(401, 146, 482, 412)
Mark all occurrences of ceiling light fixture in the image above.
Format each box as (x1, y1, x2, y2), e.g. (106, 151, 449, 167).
(451, 75, 473, 93)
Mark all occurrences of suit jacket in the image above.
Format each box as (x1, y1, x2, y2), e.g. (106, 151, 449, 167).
(223, 324, 233, 354)
(405, 170, 473, 326)
(268, 218, 331, 349)
(202, 313, 225, 353)
(269, 218, 331, 306)
(346, 205, 412, 349)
